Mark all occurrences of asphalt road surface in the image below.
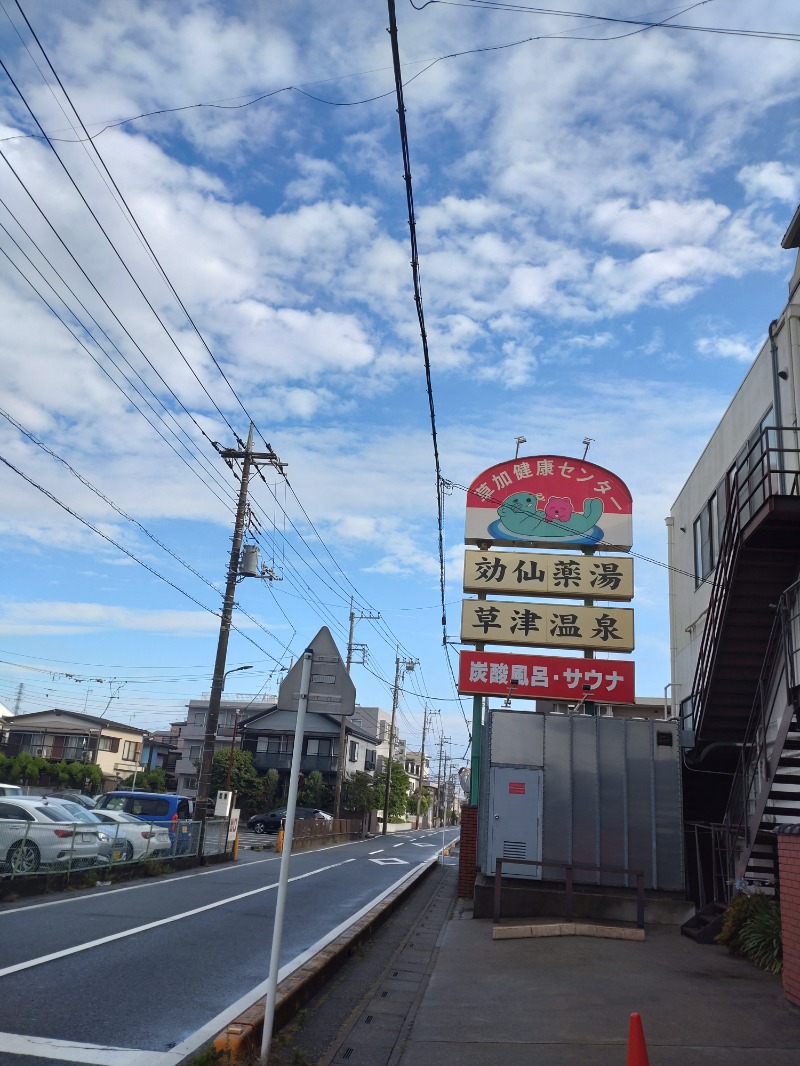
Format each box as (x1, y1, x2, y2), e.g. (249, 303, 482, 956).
(0, 827, 459, 1066)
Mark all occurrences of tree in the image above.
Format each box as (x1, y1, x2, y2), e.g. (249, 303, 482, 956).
(262, 768, 279, 811)
(209, 748, 265, 818)
(298, 769, 332, 811)
(117, 767, 167, 792)
(374, 760, 410, 822)
(407, 786, 431, 816)
(342, 771, 376, 815)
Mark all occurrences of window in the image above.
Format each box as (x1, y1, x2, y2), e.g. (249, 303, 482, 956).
(306, 738, 333, 757)
(364, 750, 376, 772)
(122, 740, 141, 762)
(182, 776, 197, 791)
(98, 736, 114, 751)
(188, 744, 202, 762)
(256, 736, 287, 754)
(193, 711, 206, 727)
(131, 797, 169, 817)
(348, 741, 359, 763)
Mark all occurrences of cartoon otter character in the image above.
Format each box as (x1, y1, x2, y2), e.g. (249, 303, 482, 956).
(497, 493, 603, 539)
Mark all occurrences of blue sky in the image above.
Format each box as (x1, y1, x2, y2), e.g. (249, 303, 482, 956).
(1, 0, 799, 765)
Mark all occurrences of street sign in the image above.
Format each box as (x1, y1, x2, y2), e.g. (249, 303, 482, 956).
(278, 627, 356, 715)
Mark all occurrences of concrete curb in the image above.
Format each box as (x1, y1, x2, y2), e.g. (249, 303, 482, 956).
(493, 920, 645, 941)
(212, 853, 455, 1062)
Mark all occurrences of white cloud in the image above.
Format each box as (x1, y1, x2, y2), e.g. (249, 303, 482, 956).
(738, 162, 800, 205)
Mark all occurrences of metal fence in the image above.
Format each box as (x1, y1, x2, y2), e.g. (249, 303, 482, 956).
(0, 817, 223, 878)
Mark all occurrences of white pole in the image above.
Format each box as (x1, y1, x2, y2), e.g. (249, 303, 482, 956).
(261, 648, 313, 1063)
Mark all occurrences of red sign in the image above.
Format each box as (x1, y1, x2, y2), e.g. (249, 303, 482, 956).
(458, 650, 634, 703)
(508, 781, 526, 795)
(465, 455, 633, 550)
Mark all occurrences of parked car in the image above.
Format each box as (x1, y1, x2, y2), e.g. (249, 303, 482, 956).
(0, 784, 23, 797)
(90, 810, 172, 861)
(43, 791, 98, 809)
(93, 792, 195, 854)
(93, 791, 192, 824)
(0, 797, 102, 873)
(46, 799, 118, 863)
(247, 807, 332, 834)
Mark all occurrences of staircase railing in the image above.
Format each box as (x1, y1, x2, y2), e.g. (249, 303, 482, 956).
(723, 579, 800, 890)
(686, 427, 800, 742)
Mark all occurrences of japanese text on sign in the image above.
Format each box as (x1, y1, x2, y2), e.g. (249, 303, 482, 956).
(460, 599, 634, 652)
(463, 549, 633, 600)
(458, 650, 635, 703)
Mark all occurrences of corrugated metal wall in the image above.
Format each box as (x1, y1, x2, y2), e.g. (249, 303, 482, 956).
(479, 710, 684, 892)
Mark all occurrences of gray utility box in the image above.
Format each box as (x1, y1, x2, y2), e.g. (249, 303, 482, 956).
(479, 710, 684, 892)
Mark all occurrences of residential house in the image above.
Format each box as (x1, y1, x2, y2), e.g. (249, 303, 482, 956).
(0, 708, 145, 792)
(173, 695, 275, 797)
(240, 703, 379, 798)
(668, 204, 800, 904)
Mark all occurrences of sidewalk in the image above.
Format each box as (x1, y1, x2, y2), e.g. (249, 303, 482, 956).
(395, 882, 800, 1065)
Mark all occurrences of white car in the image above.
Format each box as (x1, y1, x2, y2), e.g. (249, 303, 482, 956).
(91, 809, 172, 861)
(0, 797, 102, 873)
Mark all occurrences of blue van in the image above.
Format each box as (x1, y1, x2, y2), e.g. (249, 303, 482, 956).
(94, 792, 194, 852)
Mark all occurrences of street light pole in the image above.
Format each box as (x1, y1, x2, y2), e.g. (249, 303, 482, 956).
(382, 655, 416, 836)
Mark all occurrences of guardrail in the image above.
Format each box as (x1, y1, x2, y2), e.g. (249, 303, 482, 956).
(493, 858, 645, 928)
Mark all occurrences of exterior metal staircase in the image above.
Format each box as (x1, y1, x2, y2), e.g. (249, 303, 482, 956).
(680, 427, 800, 908)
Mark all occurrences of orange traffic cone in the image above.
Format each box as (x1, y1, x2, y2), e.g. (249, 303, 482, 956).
(626, 1012, 650, 1066)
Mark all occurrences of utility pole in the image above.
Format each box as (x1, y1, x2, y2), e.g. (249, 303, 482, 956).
(435, 734, 445, 827)
(382, 654, 416, 835)
(195, 424, 284, 824)
(415, 705, 428, 828)
(335, 599, 379, 818)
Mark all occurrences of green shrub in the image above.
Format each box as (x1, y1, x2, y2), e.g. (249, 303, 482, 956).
(717, 891, 782, 974)
(740, 899, 782, 974)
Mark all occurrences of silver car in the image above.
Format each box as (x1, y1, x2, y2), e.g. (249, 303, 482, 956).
(0, 797, 102, 874)
(91, 810, 172, 861)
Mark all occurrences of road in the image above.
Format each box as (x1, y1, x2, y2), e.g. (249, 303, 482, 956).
(0, 827, 459, 1066)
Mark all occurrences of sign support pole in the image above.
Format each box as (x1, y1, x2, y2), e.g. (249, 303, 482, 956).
(469, 693, 481, 806)
(261, 648, 313, 1064)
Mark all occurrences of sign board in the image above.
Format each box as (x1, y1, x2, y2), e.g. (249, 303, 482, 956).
(278, 626, 356, 716)
(227, 808, 240, 844)
(458, 650, 635, 703)
(460, 599, 634, 652)
(465, 455, 633, 550)
(463, 549, 633, 601)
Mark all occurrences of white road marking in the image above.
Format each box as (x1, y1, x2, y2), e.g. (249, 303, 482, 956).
(368, 849, 384, 854)
(412, 842, 436, 847)
(393, 842, 404, 848)
(369, 857, 409, 865)
(0, 858, 357, 979)
(0, 1032, 182, 1065)
(0, 848, 448, 1063)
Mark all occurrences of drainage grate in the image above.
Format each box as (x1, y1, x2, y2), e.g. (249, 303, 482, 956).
(392, 971, 399, 977)
(380, 990, 389, 998)
(365, 1016, 374, 1025)
(341, 1049, 354, 1061)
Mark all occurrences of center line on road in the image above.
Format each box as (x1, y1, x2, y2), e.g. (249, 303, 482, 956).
(393, 842, 404, 848)
(368, 849, 384, 854)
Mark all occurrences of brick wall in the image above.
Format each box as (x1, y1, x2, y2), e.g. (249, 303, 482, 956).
(458, 804, 478, 899)
(778, 834, 800, 1007)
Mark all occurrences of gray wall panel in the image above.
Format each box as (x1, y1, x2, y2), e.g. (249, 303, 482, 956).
(626, 719, 656, 889)
(571, 717, 600, 883)
(653, 723, 684, 891)
(542, 715, 572, 878)
(598, 716, 627, 885)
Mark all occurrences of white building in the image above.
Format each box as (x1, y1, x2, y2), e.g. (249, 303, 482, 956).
(668, 205, 800, 903)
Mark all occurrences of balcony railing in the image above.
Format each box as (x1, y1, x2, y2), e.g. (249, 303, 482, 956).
(252, 752, 338, 774)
